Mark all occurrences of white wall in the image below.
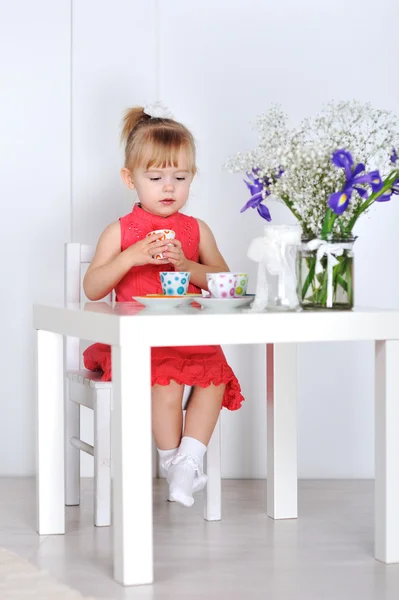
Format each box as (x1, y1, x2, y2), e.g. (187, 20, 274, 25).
(0, 1, 71, 475)
(156, 0, 399, 478)
(71, 0, 158, 245)
(71, 0, 159, 476)
(2, 0, 399, 477)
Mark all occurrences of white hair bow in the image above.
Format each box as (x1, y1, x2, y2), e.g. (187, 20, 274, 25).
(143, 101, 174, 120)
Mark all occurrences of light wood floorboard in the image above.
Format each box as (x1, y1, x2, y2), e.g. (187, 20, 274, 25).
(1, 478, 399, 599)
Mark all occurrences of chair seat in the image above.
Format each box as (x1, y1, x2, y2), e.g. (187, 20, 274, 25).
(66, 369, 113, 390)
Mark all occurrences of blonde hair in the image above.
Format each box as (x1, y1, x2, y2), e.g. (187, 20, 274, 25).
(121, 106, 196, 174)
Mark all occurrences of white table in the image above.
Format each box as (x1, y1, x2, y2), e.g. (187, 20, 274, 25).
(33, 302, 399, 586)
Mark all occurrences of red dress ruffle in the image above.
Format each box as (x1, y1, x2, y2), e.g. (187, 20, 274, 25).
(83, 205, 244, 411)
(83, 343, 243, 411)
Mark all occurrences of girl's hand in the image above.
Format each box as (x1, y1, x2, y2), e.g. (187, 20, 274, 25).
(163, 240, 190, 271)
(126, 233, 170, 267)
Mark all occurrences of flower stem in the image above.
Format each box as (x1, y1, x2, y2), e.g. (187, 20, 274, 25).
(301, 257, 316, 299)
(320, 208, 337, 239)
(280, 194, 302, 223)
(347, 169, 399, 231)
(300, 252, 353, 308)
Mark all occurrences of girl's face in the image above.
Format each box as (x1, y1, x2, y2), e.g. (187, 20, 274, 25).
(121, 150, 194, 218)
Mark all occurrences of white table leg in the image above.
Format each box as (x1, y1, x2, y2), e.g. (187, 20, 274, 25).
(375, 340, 399, 563)
(94, 388, 112, 527)
(266, 343, 298, 520)
(36, 330, 65, 534)
(204, 415, 221, 522)
(111, 342, 153, 586)
(65, 336, 81, 506)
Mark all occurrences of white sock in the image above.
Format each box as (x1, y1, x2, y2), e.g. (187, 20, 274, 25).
(158, 448, 178, 462)
(178, 436, 206, 466)
(157, 448, 178, 477)
(167, 437, 208, 507)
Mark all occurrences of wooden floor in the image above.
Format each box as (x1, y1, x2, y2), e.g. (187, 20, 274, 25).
(1, 478, 399, 599)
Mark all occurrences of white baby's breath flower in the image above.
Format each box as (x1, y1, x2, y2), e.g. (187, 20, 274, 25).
(226, 100, 399, 236)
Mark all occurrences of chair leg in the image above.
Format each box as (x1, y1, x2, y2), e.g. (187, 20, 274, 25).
(94, 388, 112, 527)
(65, 379, 80, 506)
(204, 414, 222, 521)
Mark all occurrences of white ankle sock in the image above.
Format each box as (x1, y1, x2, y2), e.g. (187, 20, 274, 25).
(167, 437, 208, 507)
(157, 448, 178, 478)
(157, 448, 178, 462)
(178, 436, 206, 466)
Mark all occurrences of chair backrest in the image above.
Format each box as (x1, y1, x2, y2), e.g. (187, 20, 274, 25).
(64, 243, 113, 370)
(65, 243, 97, 305)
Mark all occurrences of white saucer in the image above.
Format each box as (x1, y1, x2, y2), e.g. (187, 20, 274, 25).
(132, 296, 193, 310)
(195, 295, 254, 311)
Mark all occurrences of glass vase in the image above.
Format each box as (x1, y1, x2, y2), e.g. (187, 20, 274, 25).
(248, 224, 302, 311)
(298, 237, 355, 310)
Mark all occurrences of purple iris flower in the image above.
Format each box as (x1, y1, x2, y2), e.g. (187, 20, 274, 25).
(369, 160, 399, 201)
(240, 166, 284, 222)
(328, 149, 380, 215)
(391, 148, 398, 165)
(276, 165, 285, 178)
(374, 177, 399, 202)
(240, 169, 272, 221)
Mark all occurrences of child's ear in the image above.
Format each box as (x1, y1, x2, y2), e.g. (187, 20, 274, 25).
(120, 167, 135, 190)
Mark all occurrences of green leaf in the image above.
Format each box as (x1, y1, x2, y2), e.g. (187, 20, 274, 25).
(301, 257, 316, 299)
(336, 274, 348, 293)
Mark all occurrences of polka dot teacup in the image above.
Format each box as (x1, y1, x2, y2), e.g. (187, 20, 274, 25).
(232, 273, 248, 297)
(160, 272, 190, 296)
(146, 229, 175, 259)
(206, 273, 238, 299)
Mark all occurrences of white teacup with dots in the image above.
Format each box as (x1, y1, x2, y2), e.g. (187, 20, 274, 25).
(206, 272, 238, 299)
(160, 272, 190, 295)
(232, 273, 248, 297)
(146, 229, 175, 259)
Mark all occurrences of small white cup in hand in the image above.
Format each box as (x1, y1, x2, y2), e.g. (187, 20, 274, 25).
(146, 229, 175, 259)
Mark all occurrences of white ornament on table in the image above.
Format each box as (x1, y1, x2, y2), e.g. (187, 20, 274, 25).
(248, 224, 302, 311)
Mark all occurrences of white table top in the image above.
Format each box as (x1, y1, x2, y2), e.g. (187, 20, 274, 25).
(33, 302, 399, 347)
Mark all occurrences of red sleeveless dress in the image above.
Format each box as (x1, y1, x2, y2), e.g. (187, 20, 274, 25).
(83, 204, 244, 410)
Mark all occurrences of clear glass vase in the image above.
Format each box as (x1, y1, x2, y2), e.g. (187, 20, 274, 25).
(248, 224, 302, 311)
(298, 237, 355, 310)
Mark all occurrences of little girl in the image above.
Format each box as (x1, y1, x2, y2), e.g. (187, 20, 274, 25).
(83, 103, 244, 507)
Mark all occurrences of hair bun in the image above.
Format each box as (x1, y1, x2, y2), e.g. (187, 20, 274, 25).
(121, 106, 150, 143)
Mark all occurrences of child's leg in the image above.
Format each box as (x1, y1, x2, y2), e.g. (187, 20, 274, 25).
(184, 383, 225, 445)
(152, 382, 185, 450)
(168, 384, 225, 507)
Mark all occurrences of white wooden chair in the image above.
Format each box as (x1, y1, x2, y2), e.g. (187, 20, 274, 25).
(64, 242, 222, 527)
